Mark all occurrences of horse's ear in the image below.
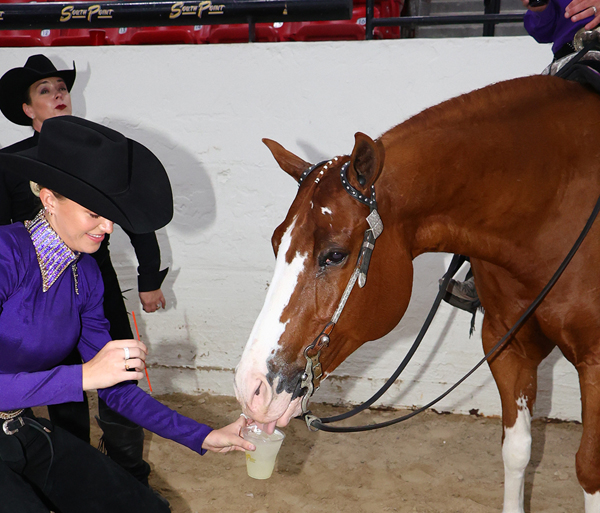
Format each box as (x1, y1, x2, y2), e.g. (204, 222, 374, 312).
(263, 138, 312, 183)
(348, 132, 385, 192)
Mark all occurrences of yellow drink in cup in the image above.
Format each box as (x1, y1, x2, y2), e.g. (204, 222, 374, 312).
(242, 425, 285, 479)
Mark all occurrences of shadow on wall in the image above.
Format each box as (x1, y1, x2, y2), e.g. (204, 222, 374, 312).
(296, 139, 332, 164)
(321, 254, 489, 408)
(103, 117, 217, 235)
(99, 117, 216, 313)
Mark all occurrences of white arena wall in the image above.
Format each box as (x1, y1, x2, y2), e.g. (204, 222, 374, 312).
(1, 37, 578, 421)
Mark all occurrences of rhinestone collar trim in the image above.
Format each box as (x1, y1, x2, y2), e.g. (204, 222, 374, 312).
(25, 210, 80, 293)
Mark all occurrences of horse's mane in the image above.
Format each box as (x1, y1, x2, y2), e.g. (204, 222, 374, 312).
(380, 75, 580, 144)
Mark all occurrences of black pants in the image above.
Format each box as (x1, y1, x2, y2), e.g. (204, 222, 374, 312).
(0, 411, 168, 513)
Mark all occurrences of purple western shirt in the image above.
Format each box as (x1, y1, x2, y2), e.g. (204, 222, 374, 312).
(524, 0, 594, 54)
(0, 222, 211, 455)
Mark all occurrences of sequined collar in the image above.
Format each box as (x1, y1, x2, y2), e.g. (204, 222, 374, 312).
(25, 210, 80, 293)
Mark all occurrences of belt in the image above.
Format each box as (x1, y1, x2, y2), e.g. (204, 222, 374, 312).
(0, 409, 54, 488)
(2, 416, 25, 436)
(1, 409, 25, 435)
(0, 409, 24, 420)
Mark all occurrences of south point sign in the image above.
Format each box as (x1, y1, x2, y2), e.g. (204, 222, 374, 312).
(60, 4, 115, 22)
(170, 1, 225, 19)
(0, 0, 353, 30)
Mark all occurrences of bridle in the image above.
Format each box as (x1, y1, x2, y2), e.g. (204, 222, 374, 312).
(294, 155, 600, 433)
(296, 157, 383, 417)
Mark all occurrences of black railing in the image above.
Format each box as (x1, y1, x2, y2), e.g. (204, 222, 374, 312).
(365, 0, 525, 39)
(0, 0, 526, 41)
(0, 0, 353, 30)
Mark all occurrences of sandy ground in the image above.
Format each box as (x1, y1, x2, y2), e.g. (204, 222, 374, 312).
(74, 392, 585, 513)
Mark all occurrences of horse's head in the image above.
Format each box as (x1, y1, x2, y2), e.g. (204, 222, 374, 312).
(234, 133, 414, 430)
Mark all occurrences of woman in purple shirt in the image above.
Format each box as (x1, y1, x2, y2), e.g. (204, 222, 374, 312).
(523, 0, 600, 58)
(0, 116, 254, 513)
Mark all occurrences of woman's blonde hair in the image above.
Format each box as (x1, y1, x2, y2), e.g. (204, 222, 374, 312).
(30, 182, 63, 199)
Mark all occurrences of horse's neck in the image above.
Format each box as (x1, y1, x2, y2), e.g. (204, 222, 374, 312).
(378, 76, 595, 270)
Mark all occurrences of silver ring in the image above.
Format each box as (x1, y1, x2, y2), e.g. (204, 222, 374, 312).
(123, 347, 130, 360)
(593, 5, 597, 15)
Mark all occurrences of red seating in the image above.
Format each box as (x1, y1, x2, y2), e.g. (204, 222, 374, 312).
(193, 25, 211, 44)
(281, 6, 381, 42)
(0, 29, 58, 47)
(51, 29, 119, 46)
(127, 26, 199, 45)
(353, 0, 404, 39)
(0, 0, 405, 46)
(207, 23, 281, 44)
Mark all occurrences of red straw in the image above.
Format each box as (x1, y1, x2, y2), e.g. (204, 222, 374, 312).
(132, 310, 153, 393)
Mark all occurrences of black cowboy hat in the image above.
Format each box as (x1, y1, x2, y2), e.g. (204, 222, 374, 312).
(0, 116, 173, 234)
(0, 54, 76, 126)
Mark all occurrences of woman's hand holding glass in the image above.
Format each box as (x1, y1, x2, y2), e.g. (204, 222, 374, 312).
(201, 415, 256, 454)
(82, 339, 148, 390)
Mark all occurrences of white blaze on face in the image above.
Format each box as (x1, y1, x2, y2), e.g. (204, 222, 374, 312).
(235, 217, 307, 416)
(321, 206, 332, 215)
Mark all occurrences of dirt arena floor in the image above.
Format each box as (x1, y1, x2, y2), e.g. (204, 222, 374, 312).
(82, 392, 584, 512)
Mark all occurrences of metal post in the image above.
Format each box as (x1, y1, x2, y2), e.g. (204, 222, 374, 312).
(483, 0, 501, 36)
(248, 16, 256, 42)
(366, 0, 374, 40)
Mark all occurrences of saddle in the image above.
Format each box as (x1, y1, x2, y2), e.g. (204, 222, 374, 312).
(547, 27, 600, 94)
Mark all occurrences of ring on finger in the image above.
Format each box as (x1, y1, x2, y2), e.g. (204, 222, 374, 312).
(593, 5, 597, 15)
(124, 347, 130, 360)
(125, 362, 131, 371)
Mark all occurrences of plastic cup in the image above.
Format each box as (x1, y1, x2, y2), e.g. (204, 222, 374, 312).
(242, 425, 285, 479)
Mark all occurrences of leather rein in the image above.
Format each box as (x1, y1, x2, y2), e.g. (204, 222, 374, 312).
(296, 157, 600, 433)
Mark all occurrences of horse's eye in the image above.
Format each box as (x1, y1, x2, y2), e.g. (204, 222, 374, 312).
(319, 250, 347, 267)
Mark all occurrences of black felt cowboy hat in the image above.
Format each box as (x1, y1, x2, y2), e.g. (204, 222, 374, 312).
(0, 116, 173, 234)
(0, 54, 76, 126)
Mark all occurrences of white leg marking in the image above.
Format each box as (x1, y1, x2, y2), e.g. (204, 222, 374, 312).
(235, 218, 307, 396)
(502, 397, 531, 513)
(584, 490, 600, 512)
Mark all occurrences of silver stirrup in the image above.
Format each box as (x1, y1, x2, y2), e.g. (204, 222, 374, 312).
(573, 27, 600, 51)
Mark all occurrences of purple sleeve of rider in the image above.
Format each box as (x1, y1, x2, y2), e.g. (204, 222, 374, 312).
(97, 384, 213, 455)
(75, 278, 213, 455)
(524, 0, 559, 44)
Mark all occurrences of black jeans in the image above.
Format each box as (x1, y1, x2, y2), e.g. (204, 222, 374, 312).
(0, 411, 168, 513)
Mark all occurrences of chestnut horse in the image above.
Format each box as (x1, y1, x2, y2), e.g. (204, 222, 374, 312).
(234, 74, 600, 512)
